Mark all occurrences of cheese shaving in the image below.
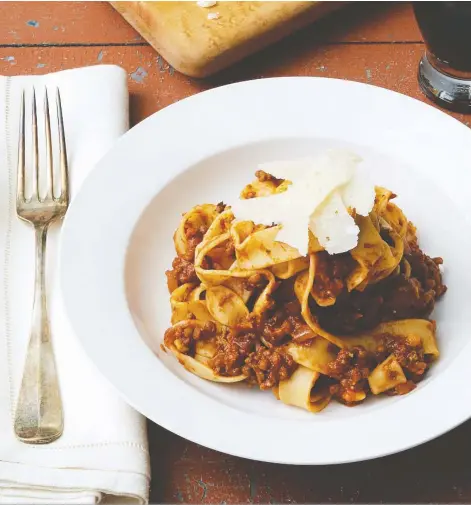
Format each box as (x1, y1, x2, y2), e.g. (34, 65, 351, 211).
(230, 150, 375, 255)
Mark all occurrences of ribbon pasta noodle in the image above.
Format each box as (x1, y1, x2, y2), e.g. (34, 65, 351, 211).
(163, 169, 446, 413)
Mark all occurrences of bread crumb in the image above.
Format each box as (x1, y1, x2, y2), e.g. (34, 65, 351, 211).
(207, 12, 220, 20)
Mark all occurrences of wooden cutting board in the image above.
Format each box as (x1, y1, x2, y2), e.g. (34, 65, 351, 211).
(111, 1, 343, 78)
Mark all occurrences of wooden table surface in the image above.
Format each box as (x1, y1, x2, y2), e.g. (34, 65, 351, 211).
(2, 2, 471, 503)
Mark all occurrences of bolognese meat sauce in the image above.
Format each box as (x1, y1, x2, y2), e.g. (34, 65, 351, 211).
(166, 204, 229, 292)
(163, 183, 447, 409)
(242, 347, 297, 390)
(316, 248, 446, 335)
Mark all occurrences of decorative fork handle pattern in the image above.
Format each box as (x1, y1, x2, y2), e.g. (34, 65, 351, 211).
(14, 224, 63, 444)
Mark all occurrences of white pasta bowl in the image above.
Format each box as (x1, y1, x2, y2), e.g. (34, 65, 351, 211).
(60, 77, 471, 464)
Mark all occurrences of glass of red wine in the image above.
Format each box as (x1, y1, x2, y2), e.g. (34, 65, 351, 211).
(413, 2, 471, 113)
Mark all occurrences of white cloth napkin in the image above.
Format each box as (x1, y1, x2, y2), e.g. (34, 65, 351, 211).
(0, 66, 150, 504)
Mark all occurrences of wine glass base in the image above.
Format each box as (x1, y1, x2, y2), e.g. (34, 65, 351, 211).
(418, 54, 471, 113)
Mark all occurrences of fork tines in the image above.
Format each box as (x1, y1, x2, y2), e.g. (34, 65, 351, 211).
(17, 87, 69, 205)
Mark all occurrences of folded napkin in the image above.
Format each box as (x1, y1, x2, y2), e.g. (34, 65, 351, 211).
(0, 66, 150, 504)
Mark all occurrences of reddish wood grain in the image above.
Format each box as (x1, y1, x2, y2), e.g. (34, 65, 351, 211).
(305, 1, 422, 43)
(0, 2, 420, 46)
(1, 43, 468, 127)
(148, 419, 471, 503)
(0, 1, 144, 44)
(1, 2, 470, 504)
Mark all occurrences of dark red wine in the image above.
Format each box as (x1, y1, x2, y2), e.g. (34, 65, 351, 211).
(413, 2, 471, 72)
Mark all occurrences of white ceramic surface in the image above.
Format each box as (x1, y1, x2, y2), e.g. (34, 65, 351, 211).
(60, 77, 471, 464)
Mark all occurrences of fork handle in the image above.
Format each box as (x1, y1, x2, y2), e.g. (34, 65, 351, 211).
(14, 224, 63, 444)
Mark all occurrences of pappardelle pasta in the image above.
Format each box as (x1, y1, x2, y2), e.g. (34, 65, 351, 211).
(164, 169, 446, 413)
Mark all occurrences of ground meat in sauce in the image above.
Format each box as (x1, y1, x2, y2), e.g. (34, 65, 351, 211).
(209, 309, 302, 386)
(182, 223, 208, 261)
(254, 170, 284, 186)
(166, 256, 198, 288)
(261, 300, 314, 346)
(262, 301, 298, 345)
(325, 335, 429, 403)
(316, 248, 446, 335)
(327, 347, 373, 405)
(314, 289, 383, 334)
(166, 213, 225, 291)
(271, 277, 297, 304)
(216, 201, 227, 213)
(375, 334, 427, 380)
(407, 251, 447, 298)
(313, 252, 355, 301)
(164, 321, 217, 355)
(380, 274, 435, 321)
(165, 269, 179, 293)
(389, 380, 416, 395)
(210, 327, 259, 377)
(242, 347, 297, 390)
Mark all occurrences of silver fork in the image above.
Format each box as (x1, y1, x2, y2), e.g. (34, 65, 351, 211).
(14, 88, 69, 444)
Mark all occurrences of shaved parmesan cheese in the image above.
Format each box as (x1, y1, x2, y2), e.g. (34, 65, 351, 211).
(310, 192, 358, 255)
(259, 150, 359, 184)
(230, 150, 375, 255)
(341, 163, 375, 216)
